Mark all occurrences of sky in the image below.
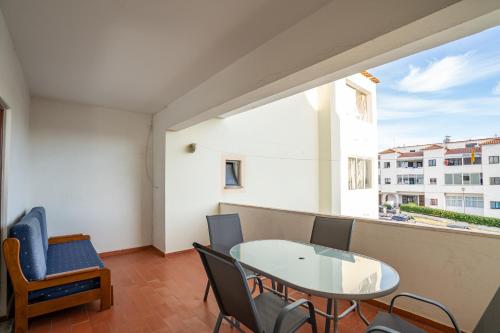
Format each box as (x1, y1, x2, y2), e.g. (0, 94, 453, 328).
(369, 25, 500, 150)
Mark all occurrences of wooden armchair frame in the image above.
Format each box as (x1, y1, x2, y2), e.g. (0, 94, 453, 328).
(3, 234, 113, 333)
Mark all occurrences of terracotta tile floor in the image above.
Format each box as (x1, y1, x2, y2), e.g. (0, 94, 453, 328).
(26, 248, 441, 333)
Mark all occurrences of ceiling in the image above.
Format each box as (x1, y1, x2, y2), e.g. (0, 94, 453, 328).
(0, 0, 331, 113)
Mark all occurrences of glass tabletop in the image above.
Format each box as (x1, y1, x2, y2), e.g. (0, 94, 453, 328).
(230, 239, 400, 300)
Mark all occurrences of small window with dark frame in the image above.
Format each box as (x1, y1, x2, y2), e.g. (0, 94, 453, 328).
(489, 156, 500, 164)
(429, 178, 437, 185)
(428, 159, 436, 167)
(430, 198, 438, 206)
(490, 201, 500, 209)
(384, 162, 390, 168)
(225, 160, 242, 188)
(490, 177, 500, 185)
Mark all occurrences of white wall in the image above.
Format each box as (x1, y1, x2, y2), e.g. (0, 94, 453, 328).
(220, 202, 500, 332)
(0, 8, 32, 316)
(483, 144, 500, 217)
(29, 97, 153, 252)
(331, 75, 378, 219)
(164, 93, 319, 252)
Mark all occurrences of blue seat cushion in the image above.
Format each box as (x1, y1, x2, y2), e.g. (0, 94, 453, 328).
(28, 240, 105, 303)
(9, 216, 47, 281)
(46, 239, 104, 274)
(28, 207, 48, 261)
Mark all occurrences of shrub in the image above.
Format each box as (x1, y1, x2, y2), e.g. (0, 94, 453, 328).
(400, 204, 500, 228)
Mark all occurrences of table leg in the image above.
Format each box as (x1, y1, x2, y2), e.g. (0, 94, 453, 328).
(333, 299, 339, 333)
(356, 301, 370, 325)
(325, 299, 332, 332)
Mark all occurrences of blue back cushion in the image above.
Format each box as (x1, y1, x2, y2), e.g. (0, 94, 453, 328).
(9, 216, 47, 281)
(29, 207, 48, 260)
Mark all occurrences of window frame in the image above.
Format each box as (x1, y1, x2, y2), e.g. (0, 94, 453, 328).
(490, 177, 500, 185)
(348, 157, 372, 190)
(491, 201, 500, 209)
(489, 156, 500, 164)
(428, 159, 436, 167)
(224, 159, 243, 189)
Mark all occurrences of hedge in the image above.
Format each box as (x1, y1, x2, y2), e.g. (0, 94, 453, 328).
(400, 204, 500, 228)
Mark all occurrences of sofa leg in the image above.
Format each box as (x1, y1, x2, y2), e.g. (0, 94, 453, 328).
(100, 268, 112, 311)
(14, 294, 28, 333)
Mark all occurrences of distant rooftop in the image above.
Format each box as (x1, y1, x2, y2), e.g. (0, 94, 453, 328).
(379, 136, 499, 155)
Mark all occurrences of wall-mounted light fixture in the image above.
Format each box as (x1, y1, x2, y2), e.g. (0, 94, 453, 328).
(187, 143, 197, 153)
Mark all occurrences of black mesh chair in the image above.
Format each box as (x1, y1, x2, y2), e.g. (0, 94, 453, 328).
(194, 242, 318, 333)
(473, 286, 500, 333)
(365, 293, 461, 333)
(203, 213, 256, 301)
(309, 216, 356, 331)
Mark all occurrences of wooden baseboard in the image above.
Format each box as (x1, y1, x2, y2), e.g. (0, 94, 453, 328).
(99, 245, 154, 258)
(164, 248, 195, 257)
(365, 299, 463, 333)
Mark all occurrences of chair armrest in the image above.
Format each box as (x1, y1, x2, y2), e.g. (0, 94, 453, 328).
(389, 293, 460, 333)
(273, 298, 316, 333)
(44, 266, 100, 280)
(366, 326, 400, 333)
(245, 275, 264, 294)
(48, 234, 90, 244)
(28, 267, 105, 291)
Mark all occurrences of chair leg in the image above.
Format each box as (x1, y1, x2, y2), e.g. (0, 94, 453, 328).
(14, 294, 28, 333)
(100, 268, 112, 310)
(309, 310, 318, 333)
(203, 280, 211, 301)
(213, 313, 223, 333)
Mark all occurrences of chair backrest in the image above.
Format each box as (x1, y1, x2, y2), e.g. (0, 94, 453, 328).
(310, 216, 354, 251)
(193, 242, 262, 333)
(9, 216, 47, 280)
(206, 214, 244, 255)
(28, 207, 48, 261)
(473, 287, 500, 333)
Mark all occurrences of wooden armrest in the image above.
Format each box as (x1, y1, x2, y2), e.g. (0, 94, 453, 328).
(48, 234, 90, 244)
(29, 267, 107, 291)
(44, 266, 100, 280)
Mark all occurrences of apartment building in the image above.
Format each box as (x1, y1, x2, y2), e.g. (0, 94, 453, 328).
(379, 137, 500, 218)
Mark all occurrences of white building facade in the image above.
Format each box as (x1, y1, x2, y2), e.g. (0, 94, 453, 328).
(163, 72, 379, 251)
(379, 138, 500, 218)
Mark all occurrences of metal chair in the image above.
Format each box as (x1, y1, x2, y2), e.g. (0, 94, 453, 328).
(472, 286, 500, 333)
(194, 242, 318, 333)
(203, 213, 257, 301)
(309, 216, 357, 332)
(365, 293, 461, 333)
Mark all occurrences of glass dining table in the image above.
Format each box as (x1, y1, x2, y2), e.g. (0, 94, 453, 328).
(230, 239, 400, 333)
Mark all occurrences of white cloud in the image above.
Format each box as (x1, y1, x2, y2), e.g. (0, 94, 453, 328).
(397, 51, 500, 92)
(493, 82, 500, 95)
(378, 95, 500, 121)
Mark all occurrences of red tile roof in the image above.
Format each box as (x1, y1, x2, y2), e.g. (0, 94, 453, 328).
(481, 138, 500, 146)
(398, 151, 424, 158)
(445, 147, 481, 155)
(361, 71, 380, 84)
(379, 148, 398, 154)
(421, 144, 443, 151)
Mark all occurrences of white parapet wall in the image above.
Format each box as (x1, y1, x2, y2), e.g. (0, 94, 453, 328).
(220, 202, 500, 332)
